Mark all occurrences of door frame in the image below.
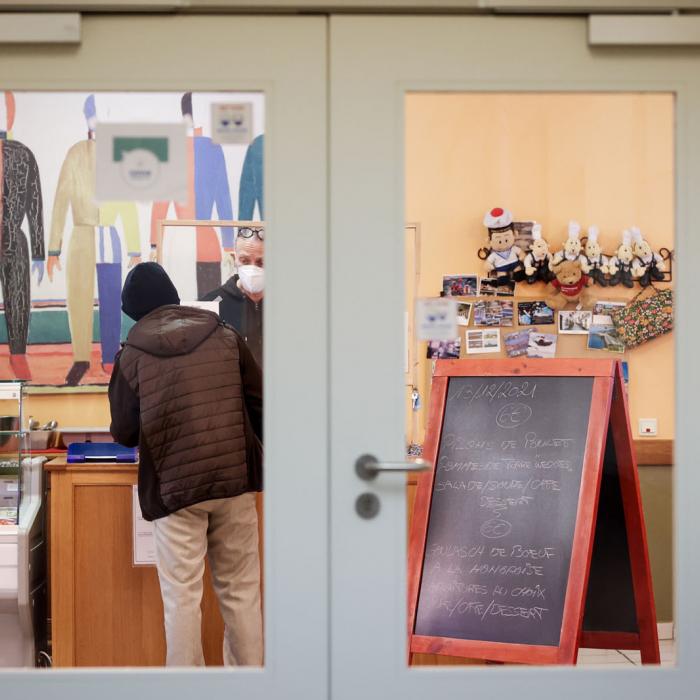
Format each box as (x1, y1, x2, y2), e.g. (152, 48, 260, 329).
(330, 14, 698, 700)
(1, 12, 328, 700)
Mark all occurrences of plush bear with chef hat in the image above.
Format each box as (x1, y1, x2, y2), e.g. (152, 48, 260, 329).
(523, 224, 553, 284)
(482, 207, 525, 283)
(583, 226, 609, 287)
(550, 221, 588, 271)
(608, 230, 636, 288)
(630, 227, 666, 287)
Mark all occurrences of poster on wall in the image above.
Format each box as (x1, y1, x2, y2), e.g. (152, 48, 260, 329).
(0, 90, 265, 392)
(95, 123, 188, 203)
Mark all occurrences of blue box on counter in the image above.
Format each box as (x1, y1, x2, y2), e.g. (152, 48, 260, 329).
(67, 442, 138, 463)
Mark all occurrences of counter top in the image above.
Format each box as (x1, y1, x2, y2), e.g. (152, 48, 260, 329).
(44, 458, 138, 472)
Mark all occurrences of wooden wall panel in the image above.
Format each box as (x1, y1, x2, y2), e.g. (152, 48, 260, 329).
(73, 485, 167, 666)
(47, 462, 259, 667)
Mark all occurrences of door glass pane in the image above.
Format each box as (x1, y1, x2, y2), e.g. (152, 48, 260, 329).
(405, 92, 675, 668)
(0, 90, 266, 669)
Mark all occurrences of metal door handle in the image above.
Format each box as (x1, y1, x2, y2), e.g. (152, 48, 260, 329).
(355, 453, 431, 481)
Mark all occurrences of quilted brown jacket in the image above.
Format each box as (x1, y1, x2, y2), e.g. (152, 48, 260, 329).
(108, 304, 263, 521)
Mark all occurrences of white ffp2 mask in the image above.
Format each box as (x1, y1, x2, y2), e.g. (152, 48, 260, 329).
(238, 265, 265, 294)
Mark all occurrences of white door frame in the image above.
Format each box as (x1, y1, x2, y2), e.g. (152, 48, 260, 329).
(330, 14, 698, 699)
(2, 13, 328, 700)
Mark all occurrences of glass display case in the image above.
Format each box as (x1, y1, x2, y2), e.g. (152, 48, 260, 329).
(0, 381, 28, 527)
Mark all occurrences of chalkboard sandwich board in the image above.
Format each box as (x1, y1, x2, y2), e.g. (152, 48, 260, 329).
(407, 359, 659, 665)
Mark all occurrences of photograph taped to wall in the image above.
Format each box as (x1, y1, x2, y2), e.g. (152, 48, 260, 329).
(518, 301, 555, 326)
(558, 310, 593, 334)
(588, 315, 625, 353)
(456, 302, 472, 326)
(465, 329, 500, 354)
(0, 90, 265, 392)
(527, 331, 558, 358)
(426, 338, 461, 359)
(473, 300, 514, 327)
(594, 300, 626, 316)
(442, 274, 478, 297)
(479, 277, 515, 297)
(504, 328, 534, 358)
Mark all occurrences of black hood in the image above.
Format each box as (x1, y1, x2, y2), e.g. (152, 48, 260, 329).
(122, 262, 180, 321)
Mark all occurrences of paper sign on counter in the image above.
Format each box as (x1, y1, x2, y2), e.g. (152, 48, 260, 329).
(132, 486, 156, 567)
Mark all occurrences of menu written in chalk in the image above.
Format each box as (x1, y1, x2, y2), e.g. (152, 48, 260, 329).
(414, 376, 593, 647)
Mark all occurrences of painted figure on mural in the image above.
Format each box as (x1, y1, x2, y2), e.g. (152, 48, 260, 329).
(47, 94, 142, 386)
(151, 92, 234, 299)
(0, 91, 46, 381)
(239, 134, 264, 221)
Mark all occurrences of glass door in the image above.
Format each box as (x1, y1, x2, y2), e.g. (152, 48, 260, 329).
(1, 12, 327, 699)
(330, 13, 697, 699)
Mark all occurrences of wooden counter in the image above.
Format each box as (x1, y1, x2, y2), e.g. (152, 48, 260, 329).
(45, 458, 263, 667)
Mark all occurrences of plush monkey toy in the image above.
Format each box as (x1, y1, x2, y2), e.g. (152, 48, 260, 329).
(608, 229, 636, 288)
(583, 226, 609, 287)
(523, 224, 553, 284)
(483, 207, 525, 283)
(546, 258, 592, 309)
(630, 227, 666, 287)
(550, 221, 588, 270)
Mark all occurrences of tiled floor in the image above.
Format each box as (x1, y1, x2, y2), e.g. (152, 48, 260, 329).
(577, 639, 675, 667)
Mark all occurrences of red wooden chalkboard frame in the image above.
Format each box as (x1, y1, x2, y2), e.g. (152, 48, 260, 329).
(407, 358, 659, 666)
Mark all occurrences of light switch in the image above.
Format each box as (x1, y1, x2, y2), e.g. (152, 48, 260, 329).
(639, 418, 658, 437)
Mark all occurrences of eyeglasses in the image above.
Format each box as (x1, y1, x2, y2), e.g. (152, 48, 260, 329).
(237, 227, 265, 241)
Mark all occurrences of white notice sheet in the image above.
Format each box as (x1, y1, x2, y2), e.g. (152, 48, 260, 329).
(132, 485, 156, 566)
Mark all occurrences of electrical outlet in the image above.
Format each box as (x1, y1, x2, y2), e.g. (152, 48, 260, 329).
(639, 418, 658, 437)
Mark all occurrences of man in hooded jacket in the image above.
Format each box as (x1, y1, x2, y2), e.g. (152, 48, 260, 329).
(108, 262, 263, 667)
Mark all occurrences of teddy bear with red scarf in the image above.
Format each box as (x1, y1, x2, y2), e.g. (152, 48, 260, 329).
(546, 258, 593, 309)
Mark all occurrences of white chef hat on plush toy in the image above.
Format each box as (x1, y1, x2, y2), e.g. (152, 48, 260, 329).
(587, 225, 599, 244)
(630, 226, 643, 246)
(621, 229, 632, 247)
(532, 223, 542, 240)
(568, 220, 581, 239)
(483, 207, 514, 232)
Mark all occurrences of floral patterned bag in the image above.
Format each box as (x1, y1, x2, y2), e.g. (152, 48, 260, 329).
(610, 286, 673, 349)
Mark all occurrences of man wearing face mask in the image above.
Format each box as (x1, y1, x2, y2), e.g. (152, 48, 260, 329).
(200, 226, 264, 366)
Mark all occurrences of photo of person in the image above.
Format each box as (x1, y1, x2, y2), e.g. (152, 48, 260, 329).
(558, 309, 593, 334)
(455, 302, 472, 326)
(588, 315, 625, 353)
(466, 329, 501, 354)
(474, 300, 514, 327)
(426, 338, 461, 359)
(517, 301, 555, 325)
(479, 277, 515, 297)
(527, 332, 558, 358)
(442, 274, 478, 297)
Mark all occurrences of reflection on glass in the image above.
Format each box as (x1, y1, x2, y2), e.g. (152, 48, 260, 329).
(405, 92, 675, 668)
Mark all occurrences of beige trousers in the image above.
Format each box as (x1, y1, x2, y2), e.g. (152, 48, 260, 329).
(152, 492, 263, 667)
